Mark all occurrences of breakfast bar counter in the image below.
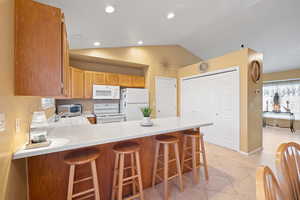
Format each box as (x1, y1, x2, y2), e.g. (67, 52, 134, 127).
(14, 116, 213, 200)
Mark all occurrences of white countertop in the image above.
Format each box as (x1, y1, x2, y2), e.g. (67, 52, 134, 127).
(13, 116, 213, 159)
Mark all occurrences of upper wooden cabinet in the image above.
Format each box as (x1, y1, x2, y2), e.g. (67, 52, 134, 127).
(93, 72, 106, 85)
(118, 74, 132, 87)
(15, 0, 68, 96)
(70, 67, 84, 98)
(105, 73, 119, 86)
(132, 75, 145, 88)
(84, 71, 94, 99)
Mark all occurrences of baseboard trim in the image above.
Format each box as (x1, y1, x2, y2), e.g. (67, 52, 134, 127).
(239, 147, 263, 156)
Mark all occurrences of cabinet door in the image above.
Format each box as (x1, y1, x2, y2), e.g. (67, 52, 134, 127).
(84, 71, 94, 99)
(93, 72, 106, 85)
(61, 14, 70, 97)
(15, 0, 63, 96)
(70, 67, 84, 98)
(132, 76, 145, 88)
(106, 73, 119, 85)
(119, 74, 132, 87)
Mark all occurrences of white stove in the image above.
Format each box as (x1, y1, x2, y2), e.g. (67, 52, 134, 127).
(93, 103, 125, 124)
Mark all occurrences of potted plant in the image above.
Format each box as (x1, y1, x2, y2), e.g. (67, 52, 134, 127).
(140, 107, 152, 124)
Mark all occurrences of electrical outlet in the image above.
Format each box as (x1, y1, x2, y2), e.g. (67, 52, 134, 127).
(16, 118, 21, 133)
(0, 113, 5, 132)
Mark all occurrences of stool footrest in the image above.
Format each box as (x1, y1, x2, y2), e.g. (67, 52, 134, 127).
(74, 176, 93, 184)
(123, 175, 138, 182)
(72, 188, 95, 198)
(76, 193, 95, 200)
(124, 193, 141, 200)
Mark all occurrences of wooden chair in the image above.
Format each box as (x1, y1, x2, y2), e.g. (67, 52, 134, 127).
(181, 130, 208, 183)
(111, 142, 144, 200)
(276, 142, 300, 200)
(152, 135, 184, 200)
(64, 148, 101, 200)
(256, 166, 284, 200)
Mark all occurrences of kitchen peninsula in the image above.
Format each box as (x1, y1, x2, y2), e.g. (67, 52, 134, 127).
(14, 116, 212, 200)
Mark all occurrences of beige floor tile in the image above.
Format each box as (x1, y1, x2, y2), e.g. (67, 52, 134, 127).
(144, 127, 299, 200)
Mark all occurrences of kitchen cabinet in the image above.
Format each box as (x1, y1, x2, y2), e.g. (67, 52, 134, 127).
(105, 73, 119, 85)
(61, 14, 70, 97)
(84, 71, 94, 99)
(93, 72, 106, 85)
(118, 74, 132, 87)
(132, 75, 145, 88)
(15, 0, 68, 96)
(70, 67, 84, 98)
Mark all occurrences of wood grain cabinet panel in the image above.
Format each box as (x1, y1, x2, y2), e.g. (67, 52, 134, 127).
(61, 14, 70, 97)
(105, 73, 119, 85)
(93, 72, 106, 85)
(15, 0, 64, 96)
(118, 74, 132, 87)
(132, 75, 145, 88)
(70, 67, 84, 98)
(84, 71, 94, 99)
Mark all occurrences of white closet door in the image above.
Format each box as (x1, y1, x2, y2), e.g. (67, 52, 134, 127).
(181, 70, 239, 151)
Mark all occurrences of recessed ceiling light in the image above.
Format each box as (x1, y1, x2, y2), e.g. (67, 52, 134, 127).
(138, 40, 143, 45)
(93, 42, 101, 46)
(105, 5, 115, 13)
(167, 12, 175, 19)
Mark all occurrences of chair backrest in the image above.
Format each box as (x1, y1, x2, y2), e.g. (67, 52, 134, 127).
(276, 142, 300, 200)
(256, 166, 284, 200)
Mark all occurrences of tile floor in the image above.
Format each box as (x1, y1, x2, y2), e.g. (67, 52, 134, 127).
(144, 127, 300, 200)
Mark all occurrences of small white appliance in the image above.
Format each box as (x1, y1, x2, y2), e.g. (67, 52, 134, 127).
(94, 103, 125, 124)
(93, 85, 120, 99)
(120, 88, 149, 121)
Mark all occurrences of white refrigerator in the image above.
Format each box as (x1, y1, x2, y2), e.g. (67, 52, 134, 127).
(120, 88, 149, 121)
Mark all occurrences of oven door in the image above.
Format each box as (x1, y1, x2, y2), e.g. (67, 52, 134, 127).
(93, 85, 120, 99)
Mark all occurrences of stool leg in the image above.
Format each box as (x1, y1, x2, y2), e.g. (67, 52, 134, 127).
(181, 136, 187, 172)
(163, 144, 169, 200)
(191, 137, 199, 184)
(174, 143, 184, 192)
(67, 165, 75, 200)
(130, 153, 137, 195)
(91, 160, 101, 200)
(152, 142, 160, 187)
(112, 153, 119, 200)
(135, 152, 145, 200)
(200, 136, 209, 181)
(118, 154, 125, 200)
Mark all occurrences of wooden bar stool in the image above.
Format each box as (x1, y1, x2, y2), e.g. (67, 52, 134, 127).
(64, 148, 101, 200)
(181, 130, 208, 184)
(111, 142, 144, 200)
(152, 135, 184, 200)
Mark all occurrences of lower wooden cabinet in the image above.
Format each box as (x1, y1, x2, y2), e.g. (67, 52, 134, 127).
(70, 67, 84, 98)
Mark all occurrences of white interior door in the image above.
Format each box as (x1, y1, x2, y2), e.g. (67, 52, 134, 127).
(181, 69, 239, 151)
(156, 76, 177, 118)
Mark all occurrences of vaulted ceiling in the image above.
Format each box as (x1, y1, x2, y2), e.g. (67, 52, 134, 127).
(37, 0, 300, 73)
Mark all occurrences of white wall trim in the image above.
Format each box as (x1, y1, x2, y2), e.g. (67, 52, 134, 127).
(180, 66, 240, 152)
(239, 147, 263, 156)
(155, 76, 177, 118)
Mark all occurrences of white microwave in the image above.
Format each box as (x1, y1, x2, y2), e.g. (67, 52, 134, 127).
(93, 85, 120, 99)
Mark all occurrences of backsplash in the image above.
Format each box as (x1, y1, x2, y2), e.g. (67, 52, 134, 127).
(55, 99, 119, 113)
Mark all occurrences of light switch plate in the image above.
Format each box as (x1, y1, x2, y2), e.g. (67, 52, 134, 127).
(0, 113, 6, 132)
